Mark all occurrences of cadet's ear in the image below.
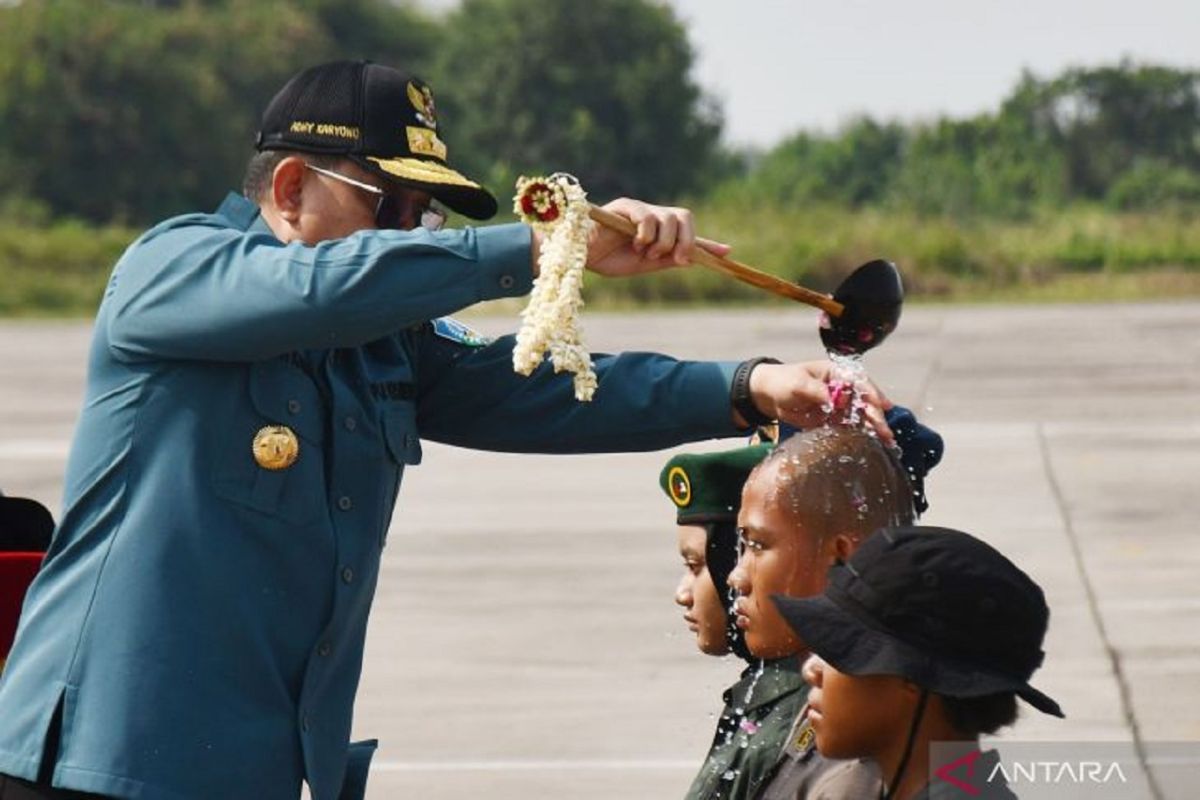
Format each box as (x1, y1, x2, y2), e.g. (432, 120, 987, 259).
(271, 156, 308, 225)
(830, 532, 859, 564)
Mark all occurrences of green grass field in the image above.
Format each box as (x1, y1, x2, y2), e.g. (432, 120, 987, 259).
(2, 205, 1198, 316)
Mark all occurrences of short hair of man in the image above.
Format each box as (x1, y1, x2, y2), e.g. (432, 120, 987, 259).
(242, 150, 342, 201)
(757, 426, 915, 544)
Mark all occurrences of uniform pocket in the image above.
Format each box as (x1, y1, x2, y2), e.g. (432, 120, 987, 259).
(212, 361, 327, 526)
(376, 403, 421, 546)
(382, 403, 422, 466)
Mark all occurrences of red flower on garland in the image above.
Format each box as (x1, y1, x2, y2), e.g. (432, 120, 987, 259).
(518, 182, 562, 223)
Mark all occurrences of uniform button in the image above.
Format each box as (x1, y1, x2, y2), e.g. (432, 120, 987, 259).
(499, 274, 515, 289)
(337, 496, 353, 511)
(343, 416, 357, 432)
(287, 399, 301, 414)
(318, 641, 332, 657)
(341, 567, 355, 584)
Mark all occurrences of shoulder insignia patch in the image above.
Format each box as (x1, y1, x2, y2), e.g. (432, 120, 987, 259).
(795, 724, 815, 753)
(433, 317, 493, 347)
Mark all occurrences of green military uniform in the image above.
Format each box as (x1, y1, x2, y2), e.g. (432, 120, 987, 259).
(684, 658, 808, 800)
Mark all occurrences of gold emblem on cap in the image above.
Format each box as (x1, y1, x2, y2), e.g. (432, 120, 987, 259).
(407, 80, 438, 130)
(667, 466, 692, 508)
(253, 425, 299, 471)
(406, 126, 448, 160)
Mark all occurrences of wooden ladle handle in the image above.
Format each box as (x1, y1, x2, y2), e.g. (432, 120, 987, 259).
(588, 205, 844, 317)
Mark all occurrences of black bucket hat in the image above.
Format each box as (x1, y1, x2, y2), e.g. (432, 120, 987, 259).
(256, 60, 498, 220)
(773, 526, 1063, 717)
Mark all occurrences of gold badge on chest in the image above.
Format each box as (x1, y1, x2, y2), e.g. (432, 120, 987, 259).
(253, 425, 300, 470)
(795, 725, 815, 753)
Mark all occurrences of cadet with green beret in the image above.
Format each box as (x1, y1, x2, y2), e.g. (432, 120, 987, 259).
(661, 443, 772, 660)
(662, 443, 811, 800)
(0, 59, 896, 800)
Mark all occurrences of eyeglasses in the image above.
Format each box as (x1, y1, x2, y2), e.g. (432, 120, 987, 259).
(305, 163, 446, 232)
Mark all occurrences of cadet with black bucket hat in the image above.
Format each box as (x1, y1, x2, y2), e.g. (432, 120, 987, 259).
(775, 526, 1064, 800)
(0, 60, 898, 800)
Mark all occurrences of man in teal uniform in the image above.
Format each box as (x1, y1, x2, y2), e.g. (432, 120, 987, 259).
(0, 61, 893, 800)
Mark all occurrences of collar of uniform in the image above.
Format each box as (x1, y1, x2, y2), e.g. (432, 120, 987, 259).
(721, 657, 808, 714)
(215, 192, 264, 231)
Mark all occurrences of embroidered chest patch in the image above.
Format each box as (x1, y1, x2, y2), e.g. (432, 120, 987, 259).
(433, 317, 493, 347)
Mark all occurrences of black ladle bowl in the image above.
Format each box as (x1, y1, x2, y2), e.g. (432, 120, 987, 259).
(818, 259, 904, 356)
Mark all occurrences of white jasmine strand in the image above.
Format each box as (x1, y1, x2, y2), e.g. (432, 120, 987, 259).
(512, 174, 597, 401)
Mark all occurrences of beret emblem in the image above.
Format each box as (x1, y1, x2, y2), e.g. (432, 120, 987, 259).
(667, 466, 692, 508)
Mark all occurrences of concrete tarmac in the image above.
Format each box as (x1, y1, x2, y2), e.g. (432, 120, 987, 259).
(1, 302, 1197, 799)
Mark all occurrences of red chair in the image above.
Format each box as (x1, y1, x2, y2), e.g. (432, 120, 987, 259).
(0, 495, 53, 671)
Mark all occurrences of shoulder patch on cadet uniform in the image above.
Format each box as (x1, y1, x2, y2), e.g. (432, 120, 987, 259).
(433, 317, 493, 347)
(795, 722, 815, 753)
(786, 711, 818, 761)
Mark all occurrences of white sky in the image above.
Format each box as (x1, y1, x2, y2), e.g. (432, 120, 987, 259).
(418, 0, 1199, 148)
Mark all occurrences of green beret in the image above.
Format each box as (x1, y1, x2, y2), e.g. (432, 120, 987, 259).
(659, 444, 773, 524)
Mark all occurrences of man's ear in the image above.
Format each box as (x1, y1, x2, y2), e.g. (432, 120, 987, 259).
(830, 532, 858, 564)
(271, 156, 308, 225)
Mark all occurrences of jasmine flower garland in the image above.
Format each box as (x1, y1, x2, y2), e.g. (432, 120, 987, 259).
(512, 174, 598, 401)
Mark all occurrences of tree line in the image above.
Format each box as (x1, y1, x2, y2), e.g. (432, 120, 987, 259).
(1, 0, 1198, 227)
(718, 63, 1200, 218)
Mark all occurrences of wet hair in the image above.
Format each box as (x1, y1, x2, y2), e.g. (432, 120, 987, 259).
(242, 150, 342, 201)
(941, 692, 1020, 736)
(754, 426, 915, 545)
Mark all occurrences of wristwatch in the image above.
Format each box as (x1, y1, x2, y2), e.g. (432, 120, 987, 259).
(731, 357, 781, 428)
